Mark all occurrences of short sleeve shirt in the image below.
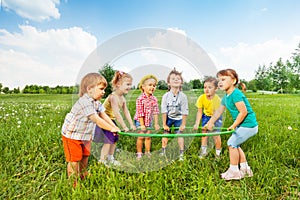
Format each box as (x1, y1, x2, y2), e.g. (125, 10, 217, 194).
(134, 93, 159, 127)
(61, 93, 105, 140)
(161, 91, 189, 120)
(221, 88, 258, 128)
(195, 94, 221, 116)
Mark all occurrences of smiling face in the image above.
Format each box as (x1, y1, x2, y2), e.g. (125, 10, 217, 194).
(168, 73, 182, 89)
(117, 77, 132, 95)
(87, 83, 106, 100)
(142, 78, 157, 96)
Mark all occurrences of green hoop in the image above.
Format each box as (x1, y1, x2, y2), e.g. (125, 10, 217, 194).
(118, 127, 234, 138)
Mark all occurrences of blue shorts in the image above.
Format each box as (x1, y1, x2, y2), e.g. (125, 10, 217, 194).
(164, 117, 182, 134)
(202, 114, 222, 127)
(227, 126, 258, 148)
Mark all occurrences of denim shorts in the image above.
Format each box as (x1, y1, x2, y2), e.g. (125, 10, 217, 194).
(202, 114, 222, 127)
(227, 126, 258, 148)
(164, 117, 182, 134)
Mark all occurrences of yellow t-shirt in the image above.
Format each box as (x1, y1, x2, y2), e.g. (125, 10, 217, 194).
(195, 94, 221, 116)
(103, 95, 115, 119)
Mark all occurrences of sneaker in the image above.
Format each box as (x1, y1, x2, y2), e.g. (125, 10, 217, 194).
(136, 153, 142, 159)
(199, 152, 207, 159)
(240, 167, 253, 178)
(98, 159, 108, 167)
(108, 156, 121, 166)
(179, 154, 184, 161)
(159, 152, 166, 156)
(144, 152, 152, 158)
(221, 169, 242, 180)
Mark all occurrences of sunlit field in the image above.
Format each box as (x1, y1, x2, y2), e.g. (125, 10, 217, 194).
(0, 91, 299, 199)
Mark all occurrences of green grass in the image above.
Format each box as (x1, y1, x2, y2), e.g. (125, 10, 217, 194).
(0, 92, 299, 199)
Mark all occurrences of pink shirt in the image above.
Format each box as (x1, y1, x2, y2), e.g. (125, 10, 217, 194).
(134, 93, 159, 127)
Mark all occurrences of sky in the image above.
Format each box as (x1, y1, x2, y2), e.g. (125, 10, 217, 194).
(1, 0, 300, 89)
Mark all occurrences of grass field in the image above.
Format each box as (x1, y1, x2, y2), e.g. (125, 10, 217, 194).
(0, 91, 299, 199)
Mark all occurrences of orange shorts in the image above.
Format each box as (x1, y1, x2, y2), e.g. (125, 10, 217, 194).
(62, 136, 91, 162)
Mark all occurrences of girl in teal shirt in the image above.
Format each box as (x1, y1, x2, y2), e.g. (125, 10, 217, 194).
(206, 69, 258, 181)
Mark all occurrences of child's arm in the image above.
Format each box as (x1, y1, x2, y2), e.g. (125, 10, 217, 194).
(139, 117, 146, 131)
(193, 108, 203, 130)
(154, 114, 160, 131)
(110, 95, 129, 131)
(179, 115, 187, 132)
(122, 100, 136, 131)
(89, 113, 120, 133)
(162, 113, 169, 131)
(228, 101, 247, 130)
(205, 105, 226, 131)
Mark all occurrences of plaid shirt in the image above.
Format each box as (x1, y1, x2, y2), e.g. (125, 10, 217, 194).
(134, 93, 159, 127)
(62, 93, 105, 141)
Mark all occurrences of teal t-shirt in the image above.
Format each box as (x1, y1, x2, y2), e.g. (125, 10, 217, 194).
(221, 88, 258, 128)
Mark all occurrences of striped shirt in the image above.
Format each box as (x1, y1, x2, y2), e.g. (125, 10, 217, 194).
(61, 93, 105, 141)
(134, 93, 159, 127)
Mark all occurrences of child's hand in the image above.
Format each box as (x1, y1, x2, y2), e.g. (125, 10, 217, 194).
(131, 125, 137, 131)
(193, 124, 199, 130)
(163, 125, 170, 131)
(154, 124, 160, 131)
(228, 125, 236, 130)
(140, 125, 146, 131)
(111, 126, 121, 133)
(205, 122, 214, 131)
(179, 125, 185, 132)
(123, 127, 129, 132)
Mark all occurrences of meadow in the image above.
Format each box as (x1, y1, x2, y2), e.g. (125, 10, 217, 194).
(0, 91, 299, 199)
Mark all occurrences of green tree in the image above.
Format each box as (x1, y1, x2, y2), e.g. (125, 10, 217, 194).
(157, 80, 168, 90)
(190, 79, 202, 89)
(255, 65, 272, 91)
(0, 83, 2, 93)
(99, 64, 115, 98)
(269, 58, 289, 93)
(2, 87, 9, 94)
(248, 79, 257, 92)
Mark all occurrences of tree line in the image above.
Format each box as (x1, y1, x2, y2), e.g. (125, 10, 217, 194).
(1, 43, 299, 94)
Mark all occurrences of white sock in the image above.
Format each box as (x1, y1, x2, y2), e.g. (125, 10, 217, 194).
(240, 162, 248, 169)
(107, 154, 113, 160)
(216, 148, 222, 156)
(230, 164, 239, 172)
(201, 146, 207, 154)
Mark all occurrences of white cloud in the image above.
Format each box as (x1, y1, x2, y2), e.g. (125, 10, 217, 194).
(2, 0, 60, 21)
(212, 36, 300, 80)
(167, 28, 187, 36)
(0, 25, 97, 89)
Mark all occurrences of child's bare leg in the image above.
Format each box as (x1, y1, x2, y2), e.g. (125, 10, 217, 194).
(213, 135, 222, 149)
(79, 156, 89, 180)
(144, 130, 151, 153)
(67, 162, 79, 187)
(100, 144, 110, 160)
(136, 137, 144, 153)
(178, 137, 184, 151)
(162, 137, 168, 148)
(108, 143, 116, 155)
(229, 146, 239, 165)
(201, 136, 208, 147)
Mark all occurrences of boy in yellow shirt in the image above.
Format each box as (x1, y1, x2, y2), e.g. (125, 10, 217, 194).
(193, 77, 222, 159)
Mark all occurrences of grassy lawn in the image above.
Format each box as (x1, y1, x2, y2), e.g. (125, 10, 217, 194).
(0, 92, 299, 199)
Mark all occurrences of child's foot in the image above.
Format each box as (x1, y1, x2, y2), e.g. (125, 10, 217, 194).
(108, 156, 121, 166)
(179, 154, 184, 161)
(144, 152, 152, 158)
(136, 153, 142, 160)
(199, 152, 207, 159)
(221, 168, 242, 180)
(240, 167, 253, 178)
(98, 159, 108, 167)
